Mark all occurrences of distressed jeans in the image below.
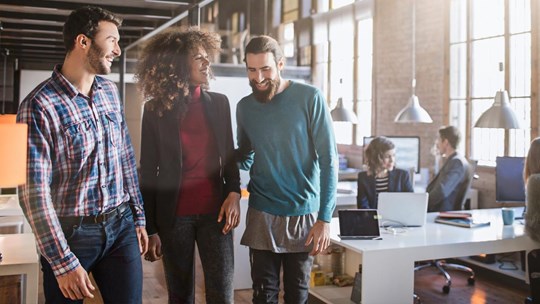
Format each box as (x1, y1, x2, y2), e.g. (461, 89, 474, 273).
(249, 248, 313, 304)
(160, 213, 234, 304)
(41, 207, 143, 304)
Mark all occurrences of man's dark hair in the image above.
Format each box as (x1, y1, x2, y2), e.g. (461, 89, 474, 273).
(439, 125, 460, 149)
(244, 35, 284, 65)
(63, 6, 122, 53)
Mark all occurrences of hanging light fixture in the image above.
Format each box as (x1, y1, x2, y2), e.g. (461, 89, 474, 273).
(331, 97, 358, 123)
(331, 78, 358, 124)
(394, 0, 432, 123)
(474, 64, 522, 129)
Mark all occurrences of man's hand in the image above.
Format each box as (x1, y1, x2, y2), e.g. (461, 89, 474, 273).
(218, 192, 241, 234)
(57, 265, 95, 300)
(136, 226, 149, 256)
(144, 234, 162, 262)
(305, 220, 330, 256)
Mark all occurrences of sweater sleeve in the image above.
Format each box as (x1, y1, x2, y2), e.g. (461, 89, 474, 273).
(310, 90, 338, 222)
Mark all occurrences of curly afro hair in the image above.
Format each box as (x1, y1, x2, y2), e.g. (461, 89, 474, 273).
(134, 26, 221, 117)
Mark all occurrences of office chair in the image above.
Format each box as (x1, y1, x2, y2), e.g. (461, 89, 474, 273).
(415, 159, 477, 294)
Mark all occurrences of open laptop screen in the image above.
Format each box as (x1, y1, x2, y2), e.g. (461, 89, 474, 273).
(338, 209, 381, 239)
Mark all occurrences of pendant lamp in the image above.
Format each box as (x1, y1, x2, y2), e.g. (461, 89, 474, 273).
(474, 63, 522, 129)
(331, 79, 358, 124)
(394, 0, 433, 123)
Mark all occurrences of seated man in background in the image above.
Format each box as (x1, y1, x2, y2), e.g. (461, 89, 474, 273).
(427, 126, 470, 212)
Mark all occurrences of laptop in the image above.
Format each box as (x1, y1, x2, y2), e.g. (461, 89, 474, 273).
(338, 209, 381, 240)
(377, 192, 429, 227)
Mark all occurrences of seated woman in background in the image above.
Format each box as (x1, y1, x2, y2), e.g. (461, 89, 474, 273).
(357, 136, 413, 209)
(524, 137, 540, 242)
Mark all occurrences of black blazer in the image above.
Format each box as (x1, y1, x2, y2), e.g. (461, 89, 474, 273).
(139, 91, 241, 235)
(356, 168, 413, 209)
(426, 152, 467, 212)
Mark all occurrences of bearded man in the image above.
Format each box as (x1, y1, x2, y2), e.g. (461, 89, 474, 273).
(235, 35, 338, 304)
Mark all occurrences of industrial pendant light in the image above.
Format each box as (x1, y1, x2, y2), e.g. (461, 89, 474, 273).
(394, 0, 433, 123)
(331, 78, 358, 123)
(474, 64, 521, 129)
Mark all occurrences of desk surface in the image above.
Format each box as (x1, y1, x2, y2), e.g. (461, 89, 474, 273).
(331, 208, 528, 253)
(0, 233, 39, 304)
(0, 233, 38, 265)
(0, 195, 23, 217)
(327, 207, 540, 304)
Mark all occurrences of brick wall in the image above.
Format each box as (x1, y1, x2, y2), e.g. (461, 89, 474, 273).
(373, 0, 446, 172)
(342, 0, 501, 208)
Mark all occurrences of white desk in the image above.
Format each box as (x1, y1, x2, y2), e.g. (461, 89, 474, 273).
(0, 233, 39, 304)
(322, 208, 540, 304)
(0, 195, 31, 233)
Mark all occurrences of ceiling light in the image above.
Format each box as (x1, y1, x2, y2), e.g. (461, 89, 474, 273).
(394, 0, 432, 124)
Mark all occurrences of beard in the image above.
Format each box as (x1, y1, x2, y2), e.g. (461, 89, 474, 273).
(249, 78, 280, 103)
(87, 42, 110, 75)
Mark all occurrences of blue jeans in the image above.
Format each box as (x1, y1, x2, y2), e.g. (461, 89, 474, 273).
(41, 207, 142, 303)
(249, 248, 313, 304)
(160, 213, 234, 304)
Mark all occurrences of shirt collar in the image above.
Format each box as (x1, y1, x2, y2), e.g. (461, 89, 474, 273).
(51, 64, 102, 100)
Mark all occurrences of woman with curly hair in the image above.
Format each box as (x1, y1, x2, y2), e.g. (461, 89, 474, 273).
(357, 136, 413, 209)
(135, 27, 241, 304)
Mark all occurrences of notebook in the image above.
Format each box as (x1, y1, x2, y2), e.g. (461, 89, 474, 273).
(338, 209, 381, 240)
(377, 192, 429, 227)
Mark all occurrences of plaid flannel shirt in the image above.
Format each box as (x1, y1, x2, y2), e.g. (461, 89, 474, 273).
(17, 65, 145, 276)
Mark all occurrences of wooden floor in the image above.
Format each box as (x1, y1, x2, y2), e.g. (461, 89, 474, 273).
(32, 257, 530, 304)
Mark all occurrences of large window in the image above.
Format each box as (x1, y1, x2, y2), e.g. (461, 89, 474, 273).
(449, 0, 532, 165)
(312, 2, 373, 145)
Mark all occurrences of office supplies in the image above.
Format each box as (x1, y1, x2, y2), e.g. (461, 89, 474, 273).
(435, 216, 490, 228)
(437, 211, 472, 219)
(377, 192, 429, 227)
(338, 209, 381, 240)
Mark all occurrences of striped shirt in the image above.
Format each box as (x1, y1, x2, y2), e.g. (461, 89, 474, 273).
(17, 65, 145, 276)
(375, 176, 389, 193)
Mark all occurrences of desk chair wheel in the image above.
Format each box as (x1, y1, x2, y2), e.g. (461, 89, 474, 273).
(524, 296, 533, 304)
(442, 285, 450, 294)
(467, 277, 475, 285)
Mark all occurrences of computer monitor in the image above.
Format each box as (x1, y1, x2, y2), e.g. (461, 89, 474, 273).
(363, 136, 420, 173)
(495, 156, 525, 203)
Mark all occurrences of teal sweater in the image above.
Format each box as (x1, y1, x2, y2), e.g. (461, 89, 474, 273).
(236, 81, 337, 222)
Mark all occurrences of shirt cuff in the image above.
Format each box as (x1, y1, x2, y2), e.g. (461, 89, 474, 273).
(50, 251, 80, 277)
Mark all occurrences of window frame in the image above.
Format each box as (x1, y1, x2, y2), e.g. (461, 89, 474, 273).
(447, 0, 537, 166)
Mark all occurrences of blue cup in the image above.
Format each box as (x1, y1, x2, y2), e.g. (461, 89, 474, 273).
(501, 208, 514, 225)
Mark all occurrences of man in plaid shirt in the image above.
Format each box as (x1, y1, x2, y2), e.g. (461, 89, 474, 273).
(17, 6, 148, 303)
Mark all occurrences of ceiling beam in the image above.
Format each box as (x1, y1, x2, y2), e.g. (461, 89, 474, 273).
(0, 0, 176, 18)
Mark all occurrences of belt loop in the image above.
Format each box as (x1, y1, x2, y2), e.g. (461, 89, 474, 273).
(77, 216, 84, 227)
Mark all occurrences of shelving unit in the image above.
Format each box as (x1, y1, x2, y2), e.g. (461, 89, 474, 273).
(457, 252, 526, 281)
(310, 285, 353, 304)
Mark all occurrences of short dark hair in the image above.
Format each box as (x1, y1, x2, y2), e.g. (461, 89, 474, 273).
(244, 35, 284, 65)
(63, 6, 122, 53)
(364, 136, 395, 175)
(438, 126, 460, 149)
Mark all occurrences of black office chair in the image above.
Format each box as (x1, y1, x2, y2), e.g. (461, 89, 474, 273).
(415, 159, 477, 294)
